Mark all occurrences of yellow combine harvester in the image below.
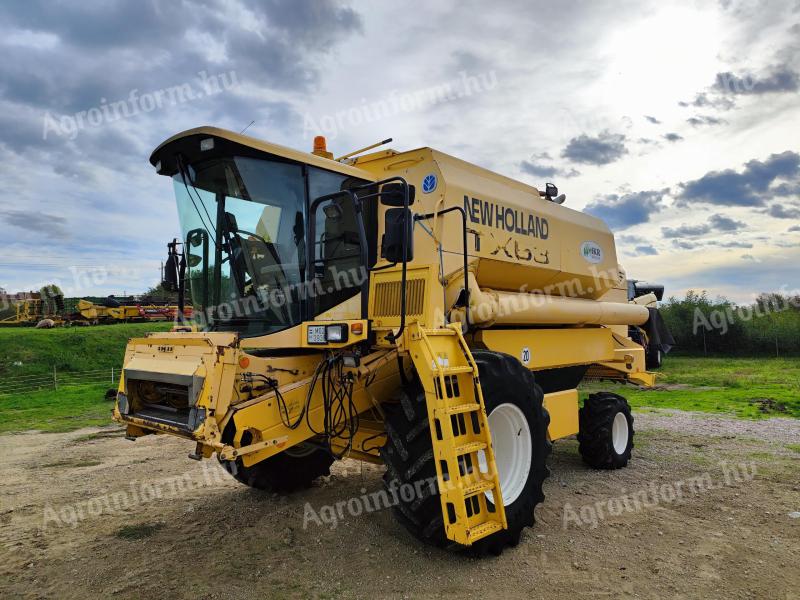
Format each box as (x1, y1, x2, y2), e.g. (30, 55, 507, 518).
(113, 127, 672, 554)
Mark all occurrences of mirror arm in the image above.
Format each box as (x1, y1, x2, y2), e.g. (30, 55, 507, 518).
(177, 251, 186, 324)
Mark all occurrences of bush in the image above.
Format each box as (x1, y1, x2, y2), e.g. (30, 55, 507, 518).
(660, 291, 800, 356)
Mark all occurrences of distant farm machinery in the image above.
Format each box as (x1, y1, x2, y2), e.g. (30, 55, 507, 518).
(73, 297, 192, 325)
(0, 295, 191, 327)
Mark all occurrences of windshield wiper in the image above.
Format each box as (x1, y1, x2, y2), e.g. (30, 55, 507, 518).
(177, 155, 218, 244)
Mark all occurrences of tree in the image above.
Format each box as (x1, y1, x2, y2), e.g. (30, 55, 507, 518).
(143, 281, 179, 302)
(39, 283, 64, 299)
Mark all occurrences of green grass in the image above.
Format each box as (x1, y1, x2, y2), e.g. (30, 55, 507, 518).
(1, 332, 798, 434)
(0, 323, 171, 433)
(581, 356, 800, 419)
(0, 322, 171, 378)
(0, 383, 116, 433)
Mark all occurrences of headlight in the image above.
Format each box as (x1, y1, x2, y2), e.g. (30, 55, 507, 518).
(325, 324, 348, 343)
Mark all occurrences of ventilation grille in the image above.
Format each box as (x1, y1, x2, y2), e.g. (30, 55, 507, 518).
(372, 278, 425, 317)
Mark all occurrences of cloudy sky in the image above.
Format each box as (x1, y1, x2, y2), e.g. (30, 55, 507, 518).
(0, 0, 798, 302)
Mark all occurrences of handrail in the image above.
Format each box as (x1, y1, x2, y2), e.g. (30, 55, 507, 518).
(413, 206, 471, 333)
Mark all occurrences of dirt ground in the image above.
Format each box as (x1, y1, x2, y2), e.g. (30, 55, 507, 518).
(1, 410, 798, 600)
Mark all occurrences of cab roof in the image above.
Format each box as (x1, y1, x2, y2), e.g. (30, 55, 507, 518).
(149, 126, 375, 180)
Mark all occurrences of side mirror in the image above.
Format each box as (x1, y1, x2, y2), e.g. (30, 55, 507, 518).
(163, 244, 179, 292)
(380, 182, 415, 207)
(224, 212, 239, 233)
(187, 254, 203, 268)
(381, 208, 414, 263)
(545, 183, 558, 198)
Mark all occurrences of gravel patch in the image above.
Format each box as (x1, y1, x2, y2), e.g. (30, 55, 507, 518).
(635, 407, 800, 444)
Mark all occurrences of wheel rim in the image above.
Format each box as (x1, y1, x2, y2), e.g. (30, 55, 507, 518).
(481, 403, 532, 505)
(612, 412, 629, 454)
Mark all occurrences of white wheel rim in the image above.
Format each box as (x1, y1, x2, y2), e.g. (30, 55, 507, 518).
(481, 403, 532, 505)
(612, 412, 629, 454)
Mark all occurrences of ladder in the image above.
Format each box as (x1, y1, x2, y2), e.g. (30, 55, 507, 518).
(407, 322, 507, 545)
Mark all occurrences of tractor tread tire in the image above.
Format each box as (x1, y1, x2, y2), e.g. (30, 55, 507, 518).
(218, 426, 334, 493)
(219, 451, 333, 493)
(645, 347, 663, 370)
(381, 351, 551, 556)
(578, 392, 634, 469)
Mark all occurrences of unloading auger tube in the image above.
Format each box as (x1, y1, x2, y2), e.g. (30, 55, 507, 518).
(451, 271, 651, 327)
(112, 127, 673, 557)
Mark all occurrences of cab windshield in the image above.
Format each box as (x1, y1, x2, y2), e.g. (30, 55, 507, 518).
(174, 155, 371, 337)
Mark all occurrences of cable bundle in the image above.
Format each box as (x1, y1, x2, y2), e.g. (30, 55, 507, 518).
(242, 351, 359, 459)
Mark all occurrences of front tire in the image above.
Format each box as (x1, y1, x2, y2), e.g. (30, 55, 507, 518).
(381, 351, 551, 555)
(219, 442, 334, 493)
(578, 392, 634, 469)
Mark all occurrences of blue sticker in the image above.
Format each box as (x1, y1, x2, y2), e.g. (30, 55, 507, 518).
(422, 173, 437, 194)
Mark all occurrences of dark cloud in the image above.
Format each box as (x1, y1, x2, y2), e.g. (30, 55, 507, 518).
(714, 66, 800, 95)
(662, 213, 745, 238)
(0, 0, 363, 156)
(618, 234, 649, 245)
(767, 203, 800, 219)
(583, 189, 668, 230)
(774, 182, 800, 196)
(712, 240, 753, 248)
(687, 115, 727, 127)
(520, 160, 559, 177)
(0, 0, 367, 250)
(0, 0, 366, 294)
(678, 92, 736, 111)
(519, 153, 580, 179)
(663, 133, 683, 142)
(677, 151, 800, 207)
(0, 209, 70, 239)
(662, 223, 711, 238)
(644, 115, 661, 124)
(619, 235, 661, 255)
(678, 62, 798, 115)
(789, 225, 800, 232)
(561, 130, 627, 165)
(709, 214, 745, 231)
(672, 239, 700, 250)
(634, 245, 658, 256)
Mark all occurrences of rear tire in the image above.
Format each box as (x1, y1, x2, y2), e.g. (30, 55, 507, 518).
(381, 351, 551, 555)
(645, 346, 663, 370)
(578, 392, 634, 469)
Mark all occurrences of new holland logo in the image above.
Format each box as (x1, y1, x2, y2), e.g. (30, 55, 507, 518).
(580, 241, 603, 264)
(422, 174, 437, 193)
